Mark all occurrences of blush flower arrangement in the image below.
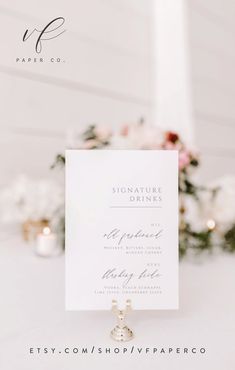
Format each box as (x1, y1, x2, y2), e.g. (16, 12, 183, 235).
(52, 121, 235, 257)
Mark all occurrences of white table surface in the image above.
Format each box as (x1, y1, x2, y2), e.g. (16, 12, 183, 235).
(0, 235, 235, 370)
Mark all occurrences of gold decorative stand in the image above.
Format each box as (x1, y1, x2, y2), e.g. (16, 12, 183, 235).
(110, 299, 134, 342)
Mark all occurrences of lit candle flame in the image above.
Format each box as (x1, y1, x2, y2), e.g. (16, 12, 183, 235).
(43, 227, 51, 235)
(206, 219, 216, 231)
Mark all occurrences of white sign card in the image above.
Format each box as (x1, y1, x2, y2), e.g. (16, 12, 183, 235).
(66, 150, 178, 310)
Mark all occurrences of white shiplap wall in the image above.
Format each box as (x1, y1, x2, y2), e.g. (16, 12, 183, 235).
(1, 0, 233, 186)
(188, 0, 235, 180)
(0, 0, 155, 186)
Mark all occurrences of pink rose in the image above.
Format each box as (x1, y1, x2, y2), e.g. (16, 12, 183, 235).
(165, 131, 179, 143)
(179, 150, 191, 170)
(120, 124, 129, 136)
(94, 125, 112, 142)
(164, 142, 176, 150)
(83, 139, 99, 149)
(164, 141, 182, 150)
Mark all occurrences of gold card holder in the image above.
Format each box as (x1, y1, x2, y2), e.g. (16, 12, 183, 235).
(110, 299, 134, 342)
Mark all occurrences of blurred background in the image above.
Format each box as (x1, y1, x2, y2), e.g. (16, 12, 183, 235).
(0, 0, 234, 187)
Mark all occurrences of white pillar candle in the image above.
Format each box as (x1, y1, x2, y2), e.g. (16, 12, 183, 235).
(36, 227, 61, 257)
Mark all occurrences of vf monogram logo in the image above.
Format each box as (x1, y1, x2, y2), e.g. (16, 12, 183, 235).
(22, 17, 66, 53)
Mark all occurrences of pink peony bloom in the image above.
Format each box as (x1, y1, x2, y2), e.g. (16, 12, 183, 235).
(128, 124, 163, 149)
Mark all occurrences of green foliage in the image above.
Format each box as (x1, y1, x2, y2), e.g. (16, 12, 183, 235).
(179, 223, 213, 258)
(51, 154, 65, 169)
(224, 225, 235, 252)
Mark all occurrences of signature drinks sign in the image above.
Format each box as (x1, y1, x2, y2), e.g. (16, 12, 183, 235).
(66, 150, 178, 310)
